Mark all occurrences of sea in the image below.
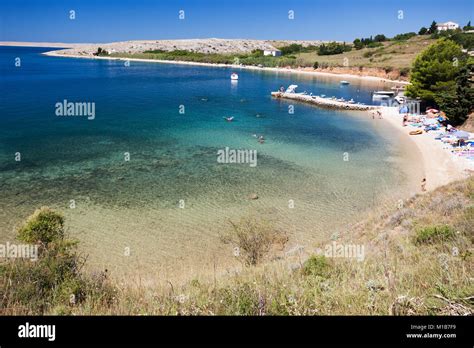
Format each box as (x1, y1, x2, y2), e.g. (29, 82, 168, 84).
(0, 46, 421, 282)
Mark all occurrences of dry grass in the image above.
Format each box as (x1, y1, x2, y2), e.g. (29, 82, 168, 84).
(1, 176, 473, 315)
(295, 36, 437, 70)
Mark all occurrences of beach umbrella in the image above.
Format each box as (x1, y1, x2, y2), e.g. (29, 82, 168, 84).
(452, 130, 470, 140)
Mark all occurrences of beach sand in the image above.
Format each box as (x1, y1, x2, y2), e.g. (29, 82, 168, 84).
(381, 107, 472, 192)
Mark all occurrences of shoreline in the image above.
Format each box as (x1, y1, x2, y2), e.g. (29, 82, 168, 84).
(8, 43, 469, 192)
(380, 107, 472, 192)
(37, 49, 472, 192)
(41, 50, 410, 85)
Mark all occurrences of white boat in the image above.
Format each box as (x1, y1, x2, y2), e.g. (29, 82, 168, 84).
(340, 80, 350, 85)
(285, 84, 298, 93)
(231, 72, 239, 80)
(372, 90, 395, 97)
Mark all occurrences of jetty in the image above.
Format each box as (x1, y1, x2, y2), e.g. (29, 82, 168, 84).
(271, 91, 380, 111)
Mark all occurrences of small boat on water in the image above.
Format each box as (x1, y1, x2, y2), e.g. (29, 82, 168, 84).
(224, 116, 234, 122)
(231, 72, 239, 80)
(372, 90, 395, 97)
(340, 80, 350, 85)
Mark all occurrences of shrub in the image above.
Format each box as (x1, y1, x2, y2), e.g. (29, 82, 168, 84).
(17, 207, 64, 245)
(280, 44, 304, 55)
(399, 67, 410, 77)
(220, 218, 288, 266)
(313, 61, 319, 69)
(455, 206, 474, 238)
(301, 255, 331, 278)
(317, 42, 352, 56)
(366, 42, 383, 48)
(0, 208, 115, 314)
(392, 32, 417, 41)
(414, 225, 457, 245)
(94, 47, 109, 56)
(419, 27, 428, 35)
(216, 283, 260, 315)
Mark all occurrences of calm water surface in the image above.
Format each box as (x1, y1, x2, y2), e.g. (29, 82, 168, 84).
(0, 47, 420, 280)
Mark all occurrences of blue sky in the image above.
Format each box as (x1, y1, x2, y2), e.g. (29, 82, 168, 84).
(0, 0, 472, 43)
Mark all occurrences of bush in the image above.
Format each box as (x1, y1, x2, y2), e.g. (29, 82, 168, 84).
(301, 255, 331, 278)
(280, 44, 304, 55)
(317, 42, 352, 56)
(279, 44, 317, 55)
(419, 27, 428, 35)
(313, 61, 319, 69)
(455, 206, 474, 238)
(220, 218, 288, 266)
(414, 225, 457, 245)
(363, 50, 376, 58)
(366, 42, 384, 48)
(392, 32, 417, 41)
(0, 208, 115, 314)
(216, 283, 260, 315)
(399, 67, 410, 77)
(17, 207, 64, 245)
(94, 47, 109, 56)
(374, 34, 387, 42)
(449, 32, 474, 51)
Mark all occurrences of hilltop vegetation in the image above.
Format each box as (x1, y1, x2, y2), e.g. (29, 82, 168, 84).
(296, 35, 436, 74)
(406, 38, 474, 125)
(1, 177, 472, 315)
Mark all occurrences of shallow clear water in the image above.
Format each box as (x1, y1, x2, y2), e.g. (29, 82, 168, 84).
(0, 47, 418, 280)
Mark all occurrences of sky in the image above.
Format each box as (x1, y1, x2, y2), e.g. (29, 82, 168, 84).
(0, 0, 472, 43)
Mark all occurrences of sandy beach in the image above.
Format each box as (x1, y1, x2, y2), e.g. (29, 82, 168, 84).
(381, 107, 473, 192)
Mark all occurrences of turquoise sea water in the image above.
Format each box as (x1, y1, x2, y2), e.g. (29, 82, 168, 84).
(0, 47, 419, 279)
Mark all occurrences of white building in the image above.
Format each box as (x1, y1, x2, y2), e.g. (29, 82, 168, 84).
(436, 21, 460, 31)
(263, 49, 282, 57)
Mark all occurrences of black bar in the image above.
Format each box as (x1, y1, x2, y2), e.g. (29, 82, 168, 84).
(0, 316, 471, 346)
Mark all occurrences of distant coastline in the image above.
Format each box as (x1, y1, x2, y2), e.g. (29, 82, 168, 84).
(41, 50, 411, 85)
(0, 41, 409, 84)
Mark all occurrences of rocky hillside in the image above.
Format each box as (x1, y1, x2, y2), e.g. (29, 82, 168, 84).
(50, 38, 325, 56)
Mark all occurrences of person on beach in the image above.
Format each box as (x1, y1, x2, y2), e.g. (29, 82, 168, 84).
(421, 178, 427, 192)
(402, 114, 407, 126)
(377, 110, 383, 119)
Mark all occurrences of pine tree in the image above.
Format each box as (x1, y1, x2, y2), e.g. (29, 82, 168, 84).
(428, 21, 437, 34)
(436, 61, 474, 125)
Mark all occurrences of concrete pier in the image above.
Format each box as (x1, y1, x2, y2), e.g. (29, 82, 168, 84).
(271, 92, 380, 111)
